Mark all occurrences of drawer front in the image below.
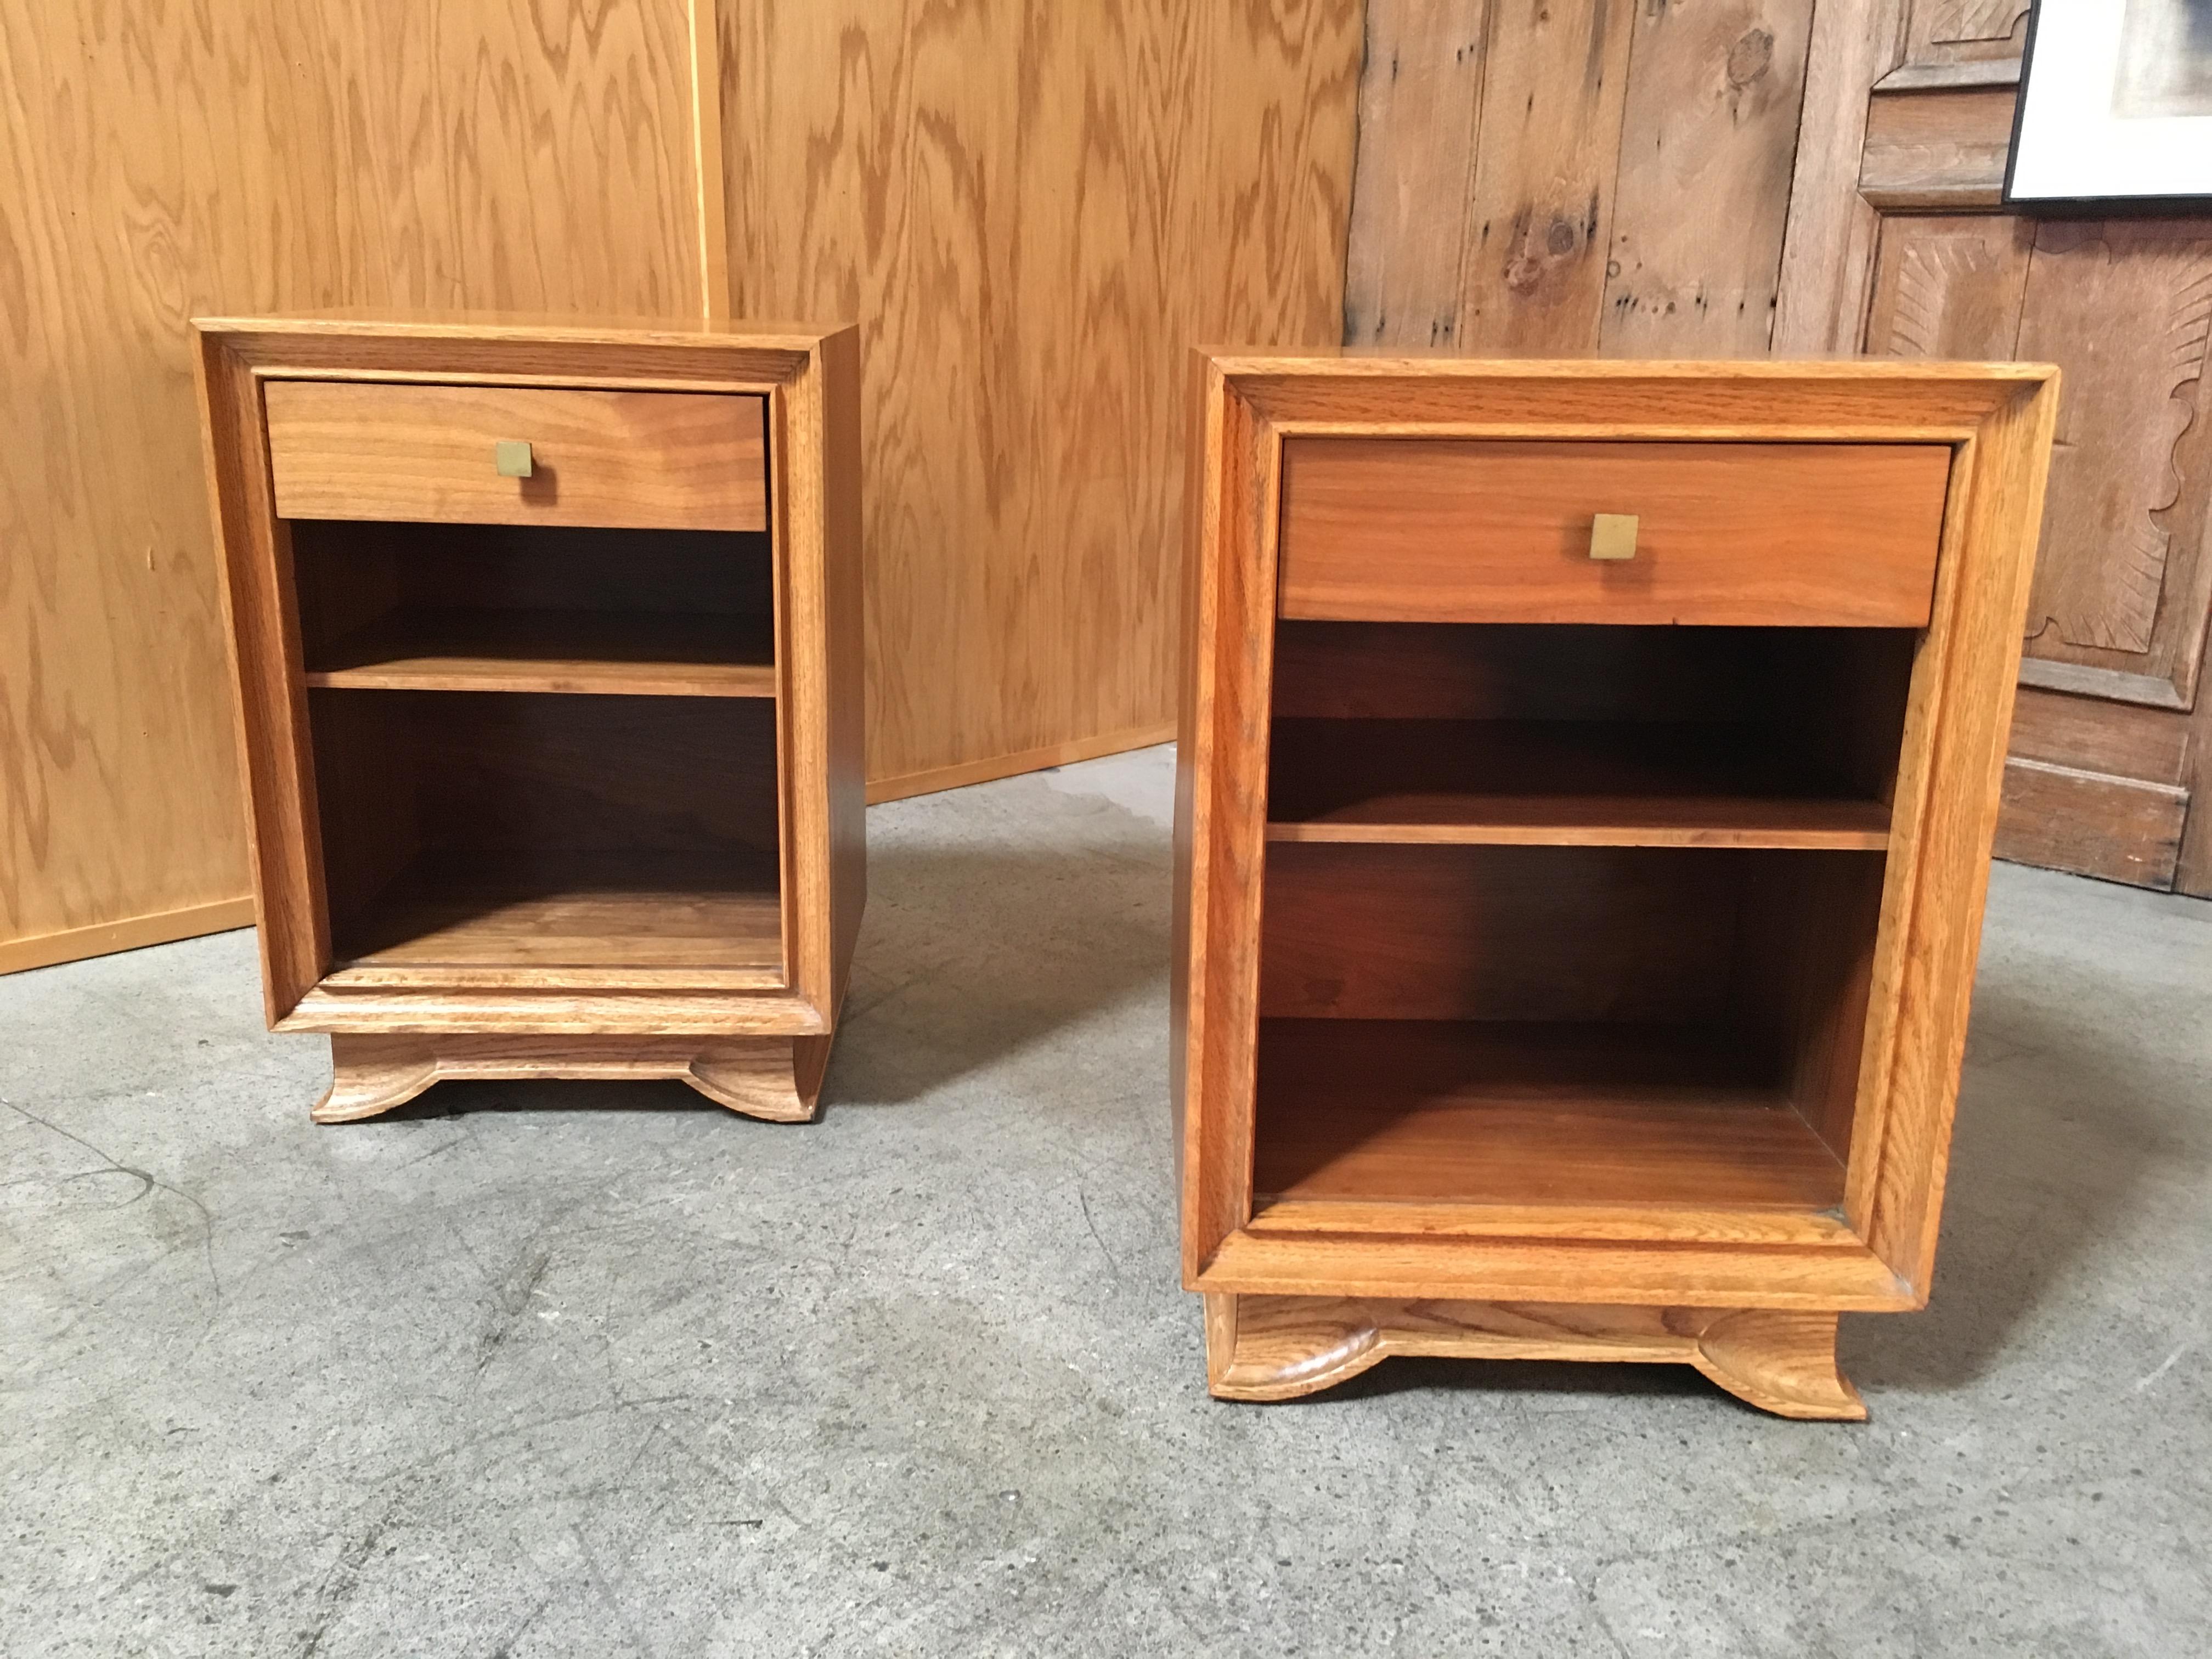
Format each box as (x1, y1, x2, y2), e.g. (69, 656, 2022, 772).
(264, 381, 769, 531)
(1278, 439, 1950, 627)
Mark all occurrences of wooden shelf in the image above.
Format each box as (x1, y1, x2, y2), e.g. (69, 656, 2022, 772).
(1265, 718, 1893, 849)
(304, 608, 776, 697)
(1253, 1018, 1846, 1212)
(331, 849, 783, 979)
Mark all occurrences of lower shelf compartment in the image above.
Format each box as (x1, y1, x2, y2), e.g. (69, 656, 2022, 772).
(1253, 1019, 1847, 1213)
(332, 849, 783, 978)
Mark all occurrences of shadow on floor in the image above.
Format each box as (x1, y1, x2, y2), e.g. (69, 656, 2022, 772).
(1844, 973, 2191, 1396)
(343, 823, 1177, 1123)
(823, 834, 1173, 1107)
(1270, 1353, 1718, 1409)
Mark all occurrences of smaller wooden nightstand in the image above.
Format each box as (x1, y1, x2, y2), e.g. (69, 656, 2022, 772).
(195, 317, 864, 1123)
(1174, 355, 2059, 1417)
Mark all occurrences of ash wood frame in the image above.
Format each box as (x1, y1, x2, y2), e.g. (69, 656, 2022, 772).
(195, 315, 865, 1119)
(1173, 354, 2059, 1415)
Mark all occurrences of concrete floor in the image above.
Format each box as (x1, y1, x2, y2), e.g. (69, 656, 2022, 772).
(4, 745, 2210, 1657)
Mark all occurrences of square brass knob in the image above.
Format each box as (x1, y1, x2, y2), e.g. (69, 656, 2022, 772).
(1589, 513, 1639, 561)
(494, 439, 534, 479)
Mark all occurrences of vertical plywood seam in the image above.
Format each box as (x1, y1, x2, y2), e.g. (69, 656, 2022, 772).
(1339, 10, 1369, 341)
(687, 0, 730, 320)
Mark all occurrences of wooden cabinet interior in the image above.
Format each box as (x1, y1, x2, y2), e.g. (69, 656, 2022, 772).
(1176, 357, 2060, 1419)
(292, 523, 778, 697)
(196, 318, 864, 1124)
(1255, 842, 1883, 1211)
(308, 691, 783, 983)
(1267, 622, 1915, 848)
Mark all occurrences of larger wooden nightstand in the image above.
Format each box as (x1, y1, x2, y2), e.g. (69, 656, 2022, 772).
(195, 317, 863, 1124)
(1173, 356, 2058, 1418)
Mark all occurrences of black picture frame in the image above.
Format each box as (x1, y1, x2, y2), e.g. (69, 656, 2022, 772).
(2003, 0, 2212, 215)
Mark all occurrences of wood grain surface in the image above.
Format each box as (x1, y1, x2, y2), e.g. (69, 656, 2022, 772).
(1263, 718, 1894, 849)
(303, 610, 778, 699)
(1995, 758, 2188, 891)
(718, 0, 1359, 792)
(331, 849, 785, 980)
(1176, 356, 2057, 1368)
(1252, 1019, 1846, 1211)
(1457, 0, 1635, 352)
(1771, 0, 1909, 353)
(1, 0, 704, 969)
(1602, 0, 1814, 356)
(1197, 1228, 1913, 1311)
(1342, 0, 1492, 348)
(315, 1031, 830, 1124)
(1259, 841, 1743, 1025)
(2014, 223, 2212, 677)
(1278, 439, 1949, 627)
(1349, 0, 1812, 357)
(1858, 82, 2017, 209)
(198, 319, 866, 1121)
(1205, 1296, 1866, 1418)
(1839, 116, 2212, 892)
(265, 382, 768, 531)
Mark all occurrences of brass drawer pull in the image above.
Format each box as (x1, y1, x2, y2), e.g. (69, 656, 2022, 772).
(1589, 513, 1638, 561)
(494, 439, 534, 478)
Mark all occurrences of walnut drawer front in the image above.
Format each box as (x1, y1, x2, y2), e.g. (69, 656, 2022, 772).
(263, 381, 769, 531)
(1278, 439, 1951, 627)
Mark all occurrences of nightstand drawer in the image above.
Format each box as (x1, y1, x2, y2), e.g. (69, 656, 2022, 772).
(264, 381, 769, 531)
(1278, 439, 1950, 627)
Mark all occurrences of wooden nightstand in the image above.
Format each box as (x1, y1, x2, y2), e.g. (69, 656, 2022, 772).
(195, 317, 864, 1124)
(1174, 356, 2058, 1418)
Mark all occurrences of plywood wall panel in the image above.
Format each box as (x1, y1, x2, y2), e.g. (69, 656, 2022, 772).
(0, 0, 706, 971)
(720, 1, 1360, 796)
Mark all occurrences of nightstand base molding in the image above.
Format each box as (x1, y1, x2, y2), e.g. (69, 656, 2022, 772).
(1204, 1294, 1865, 1421)
(314, 1032, 832, 1124)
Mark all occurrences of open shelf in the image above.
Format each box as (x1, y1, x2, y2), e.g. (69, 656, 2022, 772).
(333, 848, 782, 977)
(310, 690, 783, 982)
(290, 520, 777, 701)
(1255, 841, 1883, 1221)
(1266, 718, 1892, 848)
(1252, 1019, 1845, 1211)
(304, 607, 776, 697)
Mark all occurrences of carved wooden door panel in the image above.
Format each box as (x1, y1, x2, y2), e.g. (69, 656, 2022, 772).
(1778, 0, 2212, 894)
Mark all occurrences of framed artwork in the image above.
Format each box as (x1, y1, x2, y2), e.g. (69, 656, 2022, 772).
(2006, 0, 2212, 210)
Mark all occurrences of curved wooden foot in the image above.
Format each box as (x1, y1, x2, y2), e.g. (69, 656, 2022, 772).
(1692, 1310, 1865, 1421)
(1204, 1294, 1866, 1420)
(685, 1035, 831, 1122)
(309, 1033, 834, 1124)
(1206, 1294, 1393, 1400)
(314, 1036, 439, 1122)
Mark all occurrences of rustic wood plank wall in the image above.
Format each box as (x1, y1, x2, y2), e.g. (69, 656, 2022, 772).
(1349, 0, 2212, 899)
(1779, 0, 2212, 895)
(1348, 0, 1818, 357)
